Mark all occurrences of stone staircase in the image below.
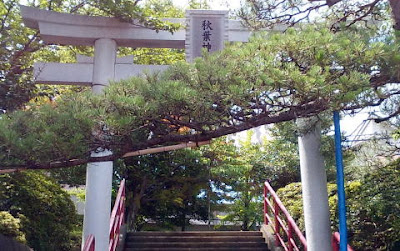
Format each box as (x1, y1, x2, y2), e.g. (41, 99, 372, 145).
(124, 231, 270, 251)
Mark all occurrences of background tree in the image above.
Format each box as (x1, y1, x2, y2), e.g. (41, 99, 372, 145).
(265, 113, 354, 185)
(122, 149, 209, 231)
(205, 123, 334, 231)
(0, 0, 180, 114)
(0, 171, 81, 250)
(118, 0, 186, 65)
(207, 133, 266, 231)
(239, 0, 397, 30)
(239, 0, 400, 126)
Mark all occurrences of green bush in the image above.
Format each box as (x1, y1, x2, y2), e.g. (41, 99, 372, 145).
(350, 159, 400, 250)
(276, 160, 400, 250)
(0, 171, 81, 251)
(0, 211, 26, 243)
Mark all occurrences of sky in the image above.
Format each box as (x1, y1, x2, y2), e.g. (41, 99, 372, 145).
(172, 0, 243, 11)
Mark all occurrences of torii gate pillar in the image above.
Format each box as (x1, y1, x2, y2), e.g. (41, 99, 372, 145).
(297, 118, 332, 251)
(92, 39, 117, 94)
(82, 38, 117, 251)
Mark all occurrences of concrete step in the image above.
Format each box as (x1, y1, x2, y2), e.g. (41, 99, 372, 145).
(126, 236, 265, 243)
(125, 248, 269, 251)
(124, 231, 269, 251)
(127, 231, 262, 237)
(125, 241, 268, 248)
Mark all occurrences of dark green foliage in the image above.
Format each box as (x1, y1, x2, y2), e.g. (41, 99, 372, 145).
(0, 94, 95, 166)
(0, 211, 26, 243)
(49, 165, 87, 186)
(276, 159, 400, 250)
(123, 149, 209, 231)
(0, 171, 80, 251)
(350, 159, 400, 250)
(0, 0, 39, 112)
(92, 0, 180, 33)
(263, 122, 301, 189)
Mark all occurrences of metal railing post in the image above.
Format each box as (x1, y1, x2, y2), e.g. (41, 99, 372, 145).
(264, 184, 268, 225)
(288, 223, 293, 251)
(83, 234, 95, 251)
(332, 234, 339, 251)
(109, 179, 126, 251)
(274, 200, 280, 246)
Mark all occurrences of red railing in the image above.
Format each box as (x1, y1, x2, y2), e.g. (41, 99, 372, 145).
(332, 232, 354, 251)
(83, 234, 95, 251)
(109, 179, 126, 251)
(264, 181, 355, 251)
(264, 181, 307, 251)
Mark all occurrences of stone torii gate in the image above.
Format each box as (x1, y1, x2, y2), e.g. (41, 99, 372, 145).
(20, 5, 332, 251)
(20, 6, 251, 251)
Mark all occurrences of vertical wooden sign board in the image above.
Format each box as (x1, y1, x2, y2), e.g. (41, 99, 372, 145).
(185, 10, 229, 62)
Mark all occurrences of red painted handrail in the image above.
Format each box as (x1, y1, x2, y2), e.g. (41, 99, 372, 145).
(332, 232, 354, 251)
(83, 234, 95, 251)
(264, 181, 355, 251)
(109, 179, 126, 251)
(264, 181, 307, 251)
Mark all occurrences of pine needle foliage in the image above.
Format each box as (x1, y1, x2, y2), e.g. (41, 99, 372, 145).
(1, 26, 399, 170)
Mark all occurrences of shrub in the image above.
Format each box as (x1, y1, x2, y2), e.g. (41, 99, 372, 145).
(0, 171, 80, 251)
(276, 159, 400, 250)
(0, 211, 26, 243)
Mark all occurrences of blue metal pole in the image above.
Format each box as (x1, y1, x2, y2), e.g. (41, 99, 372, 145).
(333, 111, 348, 251)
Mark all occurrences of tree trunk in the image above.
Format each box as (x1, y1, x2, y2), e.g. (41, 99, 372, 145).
(389, 0, 400, 30)
(180, 211, 186, 231)
(242, 190, 250, 231)
(127, 177, 147, 230)
(326, 0, 341, 7)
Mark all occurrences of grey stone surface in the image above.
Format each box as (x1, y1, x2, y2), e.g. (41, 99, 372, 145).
(20, 5, 251, 50)
(297, 119, 332, 251)
(0, 234, 32, 251)
(260, 224, 283, 251)
(20, 5, 185, 48)
(34, 62, 169, 85)
(185, 10, 228, 62)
